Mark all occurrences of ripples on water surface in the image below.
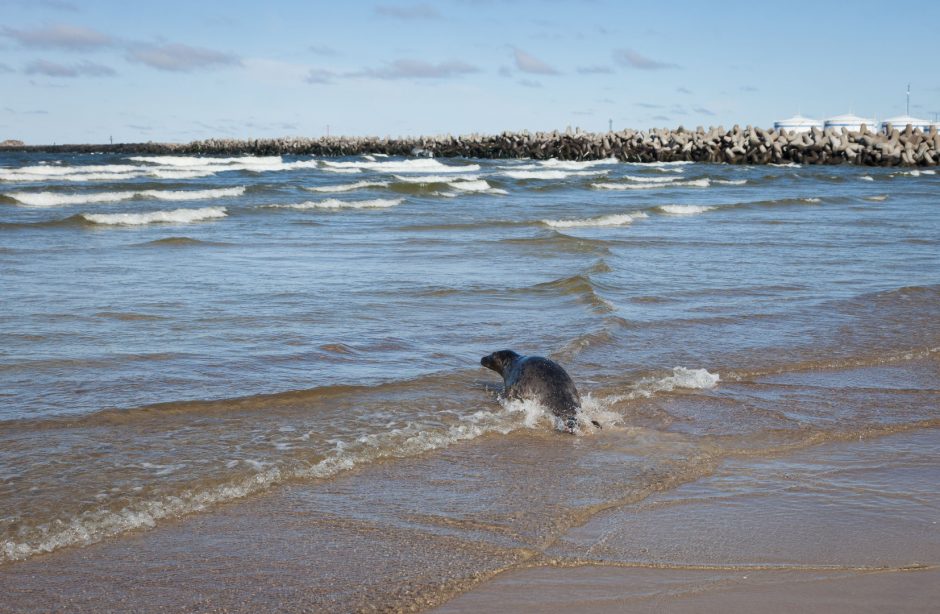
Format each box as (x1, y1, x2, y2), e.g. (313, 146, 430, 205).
(1, 152, 938, 605)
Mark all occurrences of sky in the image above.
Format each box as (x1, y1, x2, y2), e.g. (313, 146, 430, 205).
(1, 0, 938, 144)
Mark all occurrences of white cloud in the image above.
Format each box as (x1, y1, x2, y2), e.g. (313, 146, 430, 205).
(126, 43, 241, 72)
(348, 59, 479, 80)
(1, 23, 114, 50)
(576, 65, 612, 75)
(24, 59, 115, 77)
(374, 3, 441, 19)
(613, 48, 679, 70)
(305, 68, 336, 84)
(513, 48, 559, 75)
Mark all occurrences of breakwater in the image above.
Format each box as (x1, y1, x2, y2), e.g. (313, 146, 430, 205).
(3, 124, 939, 166)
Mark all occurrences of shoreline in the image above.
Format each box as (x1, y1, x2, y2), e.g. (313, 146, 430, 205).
(2, 378, 937, 612)
(2, 124, 938, 166)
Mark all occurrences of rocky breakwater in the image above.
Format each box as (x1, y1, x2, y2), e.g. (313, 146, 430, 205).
(2, 124, 938, 166)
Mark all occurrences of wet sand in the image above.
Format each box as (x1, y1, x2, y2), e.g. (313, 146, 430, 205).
(2, 364, 938, 612)
(439, 427, 940, 613)
(436, 566, 940, 613)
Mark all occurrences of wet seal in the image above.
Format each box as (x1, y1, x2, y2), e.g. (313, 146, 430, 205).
(481, 350, 600, 432)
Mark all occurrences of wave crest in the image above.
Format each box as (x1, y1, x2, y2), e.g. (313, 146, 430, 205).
(81, 207, 228, 226)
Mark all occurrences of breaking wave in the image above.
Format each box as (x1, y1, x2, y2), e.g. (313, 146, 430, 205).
(541, 212, 648, 228)
(6, 186, 245, 207)
(321, 159, 481, 173)
(448, 179, 507, 194)
(623, 175, 680, 183)
(656, 204, 717, 215)
(606, 367, 721, 403)
(501, 169, 608, 180)
(593, 178, 711, 190)
(80, 207, 228, 226)
(128, 155, 284, 167)
(271, 198, 404, 210)
(304, 181, 389, 193)
(392, 174, 481, 184)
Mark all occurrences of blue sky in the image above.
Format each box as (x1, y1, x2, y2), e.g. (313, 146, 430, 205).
(1, 0, 938, 144)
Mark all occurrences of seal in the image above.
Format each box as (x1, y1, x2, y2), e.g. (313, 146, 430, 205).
(480, 350, 599, 432)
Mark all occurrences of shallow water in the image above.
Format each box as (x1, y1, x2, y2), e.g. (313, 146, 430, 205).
(1, 152, 938, 607)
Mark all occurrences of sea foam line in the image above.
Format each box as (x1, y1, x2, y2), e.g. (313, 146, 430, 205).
(271, 198, 404, 210)
(502, 169, 608, 180)
(447, 179, 508, 194)
(322, 159, 481, 173)
(607, 367, 720, 403)
(129, 155, 284, 167)
(656, 204, 717, 215)
(392, 174, 481, 183)
(542, 211, 648, 228)
(593, 178, 711, 190)
(7, 186, 245, 207)
(81, 207, 228, 225)
(624, 175, 680, 183)
(304, 181, 389, 193)
(509, 157, 619, 171)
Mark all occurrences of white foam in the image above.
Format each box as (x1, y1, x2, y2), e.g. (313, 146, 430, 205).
(534, 157, 619, 170)
(800, 197, 821, 203)
(613, 367, 720, 401)
(715, 179, 747, 185)
(10, 190, 135, 206)
(129, 156, 320, 175)
(392, 174, 481, 183)
(0, 168, 150, 183)
(635, 160, 695, 167)
(0, 156, 324, 183)
(321, 167, 363, 174)
(304, 181, 389, 193)
(144, 187, 245, 202)
(769, 162, 801, 168)
(593, 178, 711, 190)
(273, 198, 403, 210)
(864, 195, 888, 202)
(447, 179, 507, 194)
(502, 169, 607, 180)
(859, 175, 874, 182)
(7, 187, 245, 207)
(656, 204, 716, 215)
(658, 367, 720, 390)
(148, 169, 219, 180)
(81, 207, 227, 225)
(624, 175, 680, 183)
(322, 159, 481, 173)
(542, 212, 648, 228)
(129, 155, 283, 167)
(0, 163, 141, 177)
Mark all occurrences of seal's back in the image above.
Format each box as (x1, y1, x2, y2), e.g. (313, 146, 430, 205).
(481, 350, 585, 429)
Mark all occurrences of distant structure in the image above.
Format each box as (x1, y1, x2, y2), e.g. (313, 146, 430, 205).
(773, 114, 823, 133)
(880, 115, 933, 133)
(824, 113, 876, 132)
(881, 85, 933, 133)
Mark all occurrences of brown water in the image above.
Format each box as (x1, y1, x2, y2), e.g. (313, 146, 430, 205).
(1, 154, 938, 610)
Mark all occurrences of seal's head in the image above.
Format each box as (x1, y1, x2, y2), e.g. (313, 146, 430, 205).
(480, 350, 520, 376)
